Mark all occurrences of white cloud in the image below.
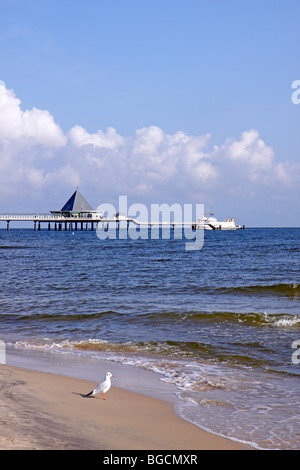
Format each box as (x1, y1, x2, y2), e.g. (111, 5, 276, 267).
(69, 125, 124, 149)
(272, 161, 300, 187)
(68, 124, 217, 198)
(23, 164, 80, 192)
(217, 129, 275, 180)
(0, 83, 71, 205)
(0, 83, 66, 147)
(131, 126, 165, 157)
(22, 107, 66, 148)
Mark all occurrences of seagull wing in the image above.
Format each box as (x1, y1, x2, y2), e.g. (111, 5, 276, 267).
(94, 380, 106, 394)
(84, 380, 105, 397)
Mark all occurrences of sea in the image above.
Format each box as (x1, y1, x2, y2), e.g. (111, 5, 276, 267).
(0, 226, 299, 450)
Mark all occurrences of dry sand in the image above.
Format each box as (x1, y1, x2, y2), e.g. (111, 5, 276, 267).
(0, 364, 249, 450)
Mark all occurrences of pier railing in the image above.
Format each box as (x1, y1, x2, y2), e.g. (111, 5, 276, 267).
(0, 213, 63, 220)
(0, 213, 193, 224)
(0, 212, 199, 231)
(0, 213, 111, 231)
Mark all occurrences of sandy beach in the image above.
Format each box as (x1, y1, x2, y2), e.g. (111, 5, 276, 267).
(0, 364, 249, 450)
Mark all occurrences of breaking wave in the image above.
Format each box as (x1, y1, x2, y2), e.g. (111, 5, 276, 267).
(216, 283, 300, 297)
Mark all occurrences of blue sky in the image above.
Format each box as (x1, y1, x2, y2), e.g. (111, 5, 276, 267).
(0, 0, 299, 226)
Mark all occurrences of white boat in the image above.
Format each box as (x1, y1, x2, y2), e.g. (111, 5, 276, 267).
(193, 214, 244, 230)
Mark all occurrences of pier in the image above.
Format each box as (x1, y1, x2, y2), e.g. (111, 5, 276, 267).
(0, 190, 244, 231)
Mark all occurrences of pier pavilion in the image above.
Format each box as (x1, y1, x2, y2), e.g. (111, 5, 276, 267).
(50, 189, 95, 218)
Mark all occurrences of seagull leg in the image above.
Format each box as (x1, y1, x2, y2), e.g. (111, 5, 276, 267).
(101, 393, 106, 400)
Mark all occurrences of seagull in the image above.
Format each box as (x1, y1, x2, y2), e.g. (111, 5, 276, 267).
(84, 372, 114, 400)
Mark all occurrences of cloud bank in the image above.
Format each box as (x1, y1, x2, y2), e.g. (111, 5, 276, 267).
(0, 82, 299, 225)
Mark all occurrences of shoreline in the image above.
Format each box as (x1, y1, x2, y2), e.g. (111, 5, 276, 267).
(0, 364, 250, 450)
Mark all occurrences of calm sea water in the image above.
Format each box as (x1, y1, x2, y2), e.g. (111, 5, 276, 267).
(0, 227, 299, 449)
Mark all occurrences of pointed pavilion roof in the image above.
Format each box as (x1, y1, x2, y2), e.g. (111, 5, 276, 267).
(60, 190, 93, 213)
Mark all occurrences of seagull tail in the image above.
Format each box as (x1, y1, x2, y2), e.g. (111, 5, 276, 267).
(84, 390, 94, 397)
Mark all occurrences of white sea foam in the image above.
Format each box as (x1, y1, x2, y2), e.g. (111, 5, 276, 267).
(261, 312, 300, 327)
(274, 316, 300, 327)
